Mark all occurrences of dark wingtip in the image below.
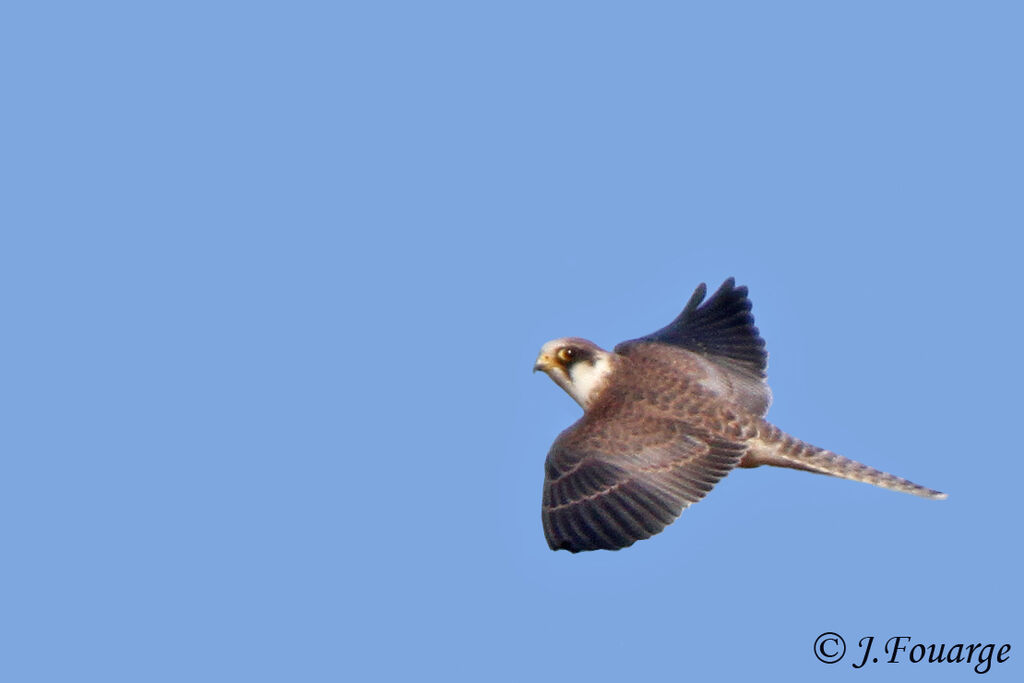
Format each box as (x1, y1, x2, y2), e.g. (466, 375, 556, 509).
(681, 282, 708, 317)
(547, 537, 580, 553)
(712, 277, 742, 298)
(617, 276, 768, 383)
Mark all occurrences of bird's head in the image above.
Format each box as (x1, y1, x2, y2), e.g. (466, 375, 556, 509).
(533, 337, 614, 410)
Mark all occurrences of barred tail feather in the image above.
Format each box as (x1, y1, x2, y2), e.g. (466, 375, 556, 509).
(745, 422, 947, 500)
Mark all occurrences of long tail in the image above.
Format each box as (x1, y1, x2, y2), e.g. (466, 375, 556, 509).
(742, 422, 947, 500)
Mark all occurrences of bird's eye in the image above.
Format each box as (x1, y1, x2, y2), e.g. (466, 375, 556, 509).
(557, 348, 576, 363)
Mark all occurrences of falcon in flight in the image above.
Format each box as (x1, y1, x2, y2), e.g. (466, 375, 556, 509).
(533, 278, 945, 553)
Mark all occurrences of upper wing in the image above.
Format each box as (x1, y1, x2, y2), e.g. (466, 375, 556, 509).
(542, 414, 746, 552)
(614, 277, 770, 414)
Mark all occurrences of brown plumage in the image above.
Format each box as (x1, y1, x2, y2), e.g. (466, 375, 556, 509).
(534, 278, 945, 553)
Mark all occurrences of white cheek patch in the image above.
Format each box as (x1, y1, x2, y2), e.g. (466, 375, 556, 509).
(567, 354, 613, 408)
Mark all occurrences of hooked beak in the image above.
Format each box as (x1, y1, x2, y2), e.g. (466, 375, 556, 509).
(533, 353, 555, 374)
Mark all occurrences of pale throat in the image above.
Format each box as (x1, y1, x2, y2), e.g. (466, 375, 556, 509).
(565, 354, 614, 409)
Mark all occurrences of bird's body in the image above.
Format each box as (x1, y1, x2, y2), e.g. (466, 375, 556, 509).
(534, 278, 945, 553)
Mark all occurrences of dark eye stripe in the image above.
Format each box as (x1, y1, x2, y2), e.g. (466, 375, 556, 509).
(559, 347, 595, 366)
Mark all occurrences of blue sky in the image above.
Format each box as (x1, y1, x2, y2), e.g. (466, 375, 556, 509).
(3, 2, 1022, 681)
